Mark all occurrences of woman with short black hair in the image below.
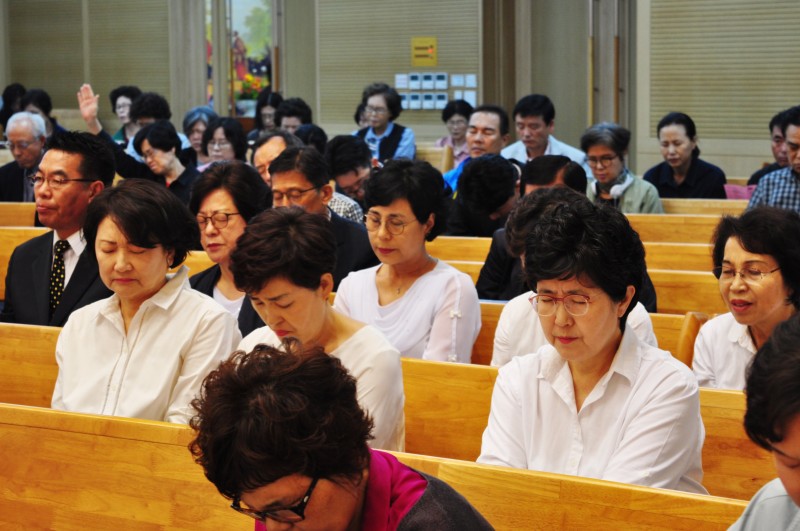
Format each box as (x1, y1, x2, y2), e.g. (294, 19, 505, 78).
(201, 117, 248, 167)
(436, 99, 473, 166)
(133, 120, 198, 205)
(354, 82, 416, 161)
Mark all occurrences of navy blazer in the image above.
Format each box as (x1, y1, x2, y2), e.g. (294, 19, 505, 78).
(189, 264, 264, 337)
(0, 160, 25, 202)
(330, 210, 379, 290)
(0, 231, 112, 326)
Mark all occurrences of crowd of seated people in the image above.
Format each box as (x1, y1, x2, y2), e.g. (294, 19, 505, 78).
(4, 79, 800, 527)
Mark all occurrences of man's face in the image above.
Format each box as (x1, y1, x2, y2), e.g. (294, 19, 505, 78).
(34, 149, 102, 238)
(334, 165, 370, 202)
(515, 114, 553, 158)
(280, 116, 302, 135)
(271, 170, 331, 215)
(5, 121, 45, 170)
(785, 124, 800, 175)
(466, 112, 508, 158)
(772, 125, 789, 167)
(253, 137, 287, 186)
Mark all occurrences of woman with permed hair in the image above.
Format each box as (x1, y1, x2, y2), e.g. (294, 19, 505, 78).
(354, 82, 416, 162)
(478, 199, 706, 494)
(189, 343, 493, 529)
(334, 159, 481, 363)
(51, 179, 241, 423)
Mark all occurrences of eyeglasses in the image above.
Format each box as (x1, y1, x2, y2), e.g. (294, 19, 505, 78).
(339, 173, 368, 196)
(586, 155, 619, 168)
(28, 175, 96, 189)
(5, 140, 39, 151)
(209, 140, 232, 150)
(714, 266, 781, 284)
(529, 294, 591, 317)
(365, 106, 388, 116)
(196, 211, 241, 230)
(364, 214, 417, 236)
(231, 477, 318, 524)
(272, 186, 319, 202)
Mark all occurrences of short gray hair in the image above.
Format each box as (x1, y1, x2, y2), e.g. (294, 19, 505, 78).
(6, 111, 46, 139)
(580, 122, 631, 156)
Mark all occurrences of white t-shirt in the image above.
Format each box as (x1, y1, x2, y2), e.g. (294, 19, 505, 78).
(239, 324, 406, 451)
(692, 312, 755, 390)
(478, 326, 706, 494)
(491, 290, 657, 367)
(334, 260, 481, 363)
(52, 268, 242, 423)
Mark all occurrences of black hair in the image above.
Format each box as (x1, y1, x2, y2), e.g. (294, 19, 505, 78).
(520, 155, 570, 195)
(274, 97, 313, 127)
(523, 199, 644, 331)
(457, 155, 517, 214)
(109, 85, 142, 113)
(580, 122, 631, 157)
(253, 89, 284, 131)
(133, 120, 181, 156)
(780, 106, 800, 137)
(130, 92, 172, 121)
(512, 94, 555, 124)
(769, 108, 792, 134)
(657, 112, 700, 159)
(506, 187, 589, 257)
(269, 146, 330, 188)
(712, 206, 800, 308)
(0, 83, 26, 129)
(43, 131, 115, 186)
(294, 124, 328, 153)
(250, 130, 305, 164)
(442, 99, 474, 123)
(201, 117, 247, 161)
(20, 88, 53, 117)
(362, 82, 402, 122)
(189, 160, 271, 221)
(364, 159, 449, 242)
(325, 135, 372, 178)
(471, 104, 510, 136)
(354, 101, 366, 125)
(84, 179, 199, 268)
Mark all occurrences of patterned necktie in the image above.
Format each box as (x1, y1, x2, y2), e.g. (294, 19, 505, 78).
(49, 240, 71, 317)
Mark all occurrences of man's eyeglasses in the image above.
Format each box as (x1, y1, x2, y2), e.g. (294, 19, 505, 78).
(272, 186, 319, 202)
(529, 294, 591, 317)
(586, 155, 619, 168)
(714, 266, 780, 284)
(231, 477, 318, 524)
(364, 214, 415, 236)
(28, 175, 96, 189)
(5, 140, 39, 151)
(196, 212, 241, 230)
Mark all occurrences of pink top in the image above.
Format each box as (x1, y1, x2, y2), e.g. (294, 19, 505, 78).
(435, 136, 470, 166)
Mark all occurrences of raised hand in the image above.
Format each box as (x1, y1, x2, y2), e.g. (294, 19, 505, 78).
(77, 83, 102, 134)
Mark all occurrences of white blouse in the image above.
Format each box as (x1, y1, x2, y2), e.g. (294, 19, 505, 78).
(52, 268, 241, 423)
(334, 260, 481, 363)
(239, 324, 406, 451)
(692, 312, 755, 390)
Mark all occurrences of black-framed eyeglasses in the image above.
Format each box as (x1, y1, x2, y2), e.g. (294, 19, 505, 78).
(196, 211, 241, 230)
(586, 154, 619, 168)
(713, 266, 780, 284)
(27, 175, 96, 189)
(364, 214, 416, 236)
(272, 186, 319, 202)
(529, 294, 591, 317)
(231, 477, 319, 524)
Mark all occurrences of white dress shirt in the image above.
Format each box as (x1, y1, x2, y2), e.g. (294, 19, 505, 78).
(501, 134, 586, 164)
(239, 324, 406, 451)
(491, 290, 657, 367)
(334, 260, 481, 363)
(52, 230, 87, 288)
(479, 326, 707, 494)
(692, 312, 755, 390)
(52, 268, 241, 423)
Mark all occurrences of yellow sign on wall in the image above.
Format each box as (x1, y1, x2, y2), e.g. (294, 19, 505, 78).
(411, 37, 437, 67)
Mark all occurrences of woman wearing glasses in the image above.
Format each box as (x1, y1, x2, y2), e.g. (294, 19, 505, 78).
(199, 117, 248, 171)
(354, 82, 416, 162)
(693, 207, 800, 390)
(189, 161, 271, 336)
(479, 199, 705, 493)
(435, 99, 473, 166)
(334, 159, 481, 363)
(132, 120, 199, 205)
(582, 122, 663, 213)
(190, 344, 492, 529)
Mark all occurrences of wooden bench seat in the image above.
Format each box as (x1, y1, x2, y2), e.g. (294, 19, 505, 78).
(661, 199, 747, 216)
(0, 202, 36, 226)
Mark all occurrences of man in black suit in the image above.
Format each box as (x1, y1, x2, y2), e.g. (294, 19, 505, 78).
(0, 111, 46, 201)
(268, 146, 378, 290)
(0, 131, 115, 326)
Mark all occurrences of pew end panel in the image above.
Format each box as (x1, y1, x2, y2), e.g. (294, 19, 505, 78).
(0, 323, 61, 407)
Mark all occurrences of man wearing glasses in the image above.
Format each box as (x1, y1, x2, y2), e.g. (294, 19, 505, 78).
(0, 131, 114, 326)
(0, 111, 46, 202)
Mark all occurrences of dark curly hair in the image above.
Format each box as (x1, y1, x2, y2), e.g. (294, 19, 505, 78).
(506, 187, 588, 258)
(189, 342, 373, 499)
(364, 159, 450, 242)
(230, 206, 336, 294)
(189, 160, 271, 221)
(457, 154, 517, 215)
(523, 199, 644, 330)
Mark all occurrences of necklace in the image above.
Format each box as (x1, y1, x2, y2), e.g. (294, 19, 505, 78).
(389, 255, 436, 296)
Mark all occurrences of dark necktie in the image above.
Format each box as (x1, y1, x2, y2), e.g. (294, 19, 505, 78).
(49, 240, 70, 317)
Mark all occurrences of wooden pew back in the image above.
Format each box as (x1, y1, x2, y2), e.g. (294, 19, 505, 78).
(0, 323, 60, 407)
(627, 214, 720, 244)
(0, 202, 36, 226)
(416, 144, 454, 173)
(650, 269, 727, 315)
(0, 226, 49, 299)
(661, 199, 747, 216)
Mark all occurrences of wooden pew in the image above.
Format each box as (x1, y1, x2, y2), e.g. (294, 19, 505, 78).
(416, 144, 455, 173)
(0, 323, 60, 408)
(428, 236, 492, 262)
(0, 404, 745, 531)
(627, 214, 721, 244)
(661, 199, 747, 216)
(0, 202, 36, 226)
(472, 301, 503, 365)
(650, 269, 727, 315)
(0, 226, 49, 299)
(644, 242, 713, 271)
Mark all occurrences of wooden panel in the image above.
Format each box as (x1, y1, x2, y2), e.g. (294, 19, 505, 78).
(628, 214, 720, 244)
(650, 269, 727, 315)
(472, 301, 504, 365)
(0, 202, 36, 227)
(644, 242, 713, 271)
(0, 323, 60, 407)
(416, 144, 454, 173)
(661, 199, 747, 216)
(0, 226, 49, 299)
(428, 236, 492, 262)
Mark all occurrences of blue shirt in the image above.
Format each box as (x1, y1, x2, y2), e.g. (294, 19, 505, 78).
(356, 122, 416, 161)
(443, 157, 470, 192)
(748, 166, 800, 212)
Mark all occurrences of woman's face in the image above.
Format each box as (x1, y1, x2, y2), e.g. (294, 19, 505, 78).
(208, 127, 235, 161)
(365, 198, 432, 266)
(261, 105, 277, 132)
(446, 113, 469, 143)
(536, 276, 633, 370)
(24, 104, 49, 123)
(718, 237, 794, 333)
(586, 144, 623, 184)
(366, 94, 391, 133)
(249, 275, 333, 345)
(188, 120, 207, 154)
(115, 96, 132, 125)
(96, 216, 172, 308)
(658, 124, 696, 172)
(197, 188, 247, 266)
(141, 139, 176, 176)
(238, 473, 364, 530)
